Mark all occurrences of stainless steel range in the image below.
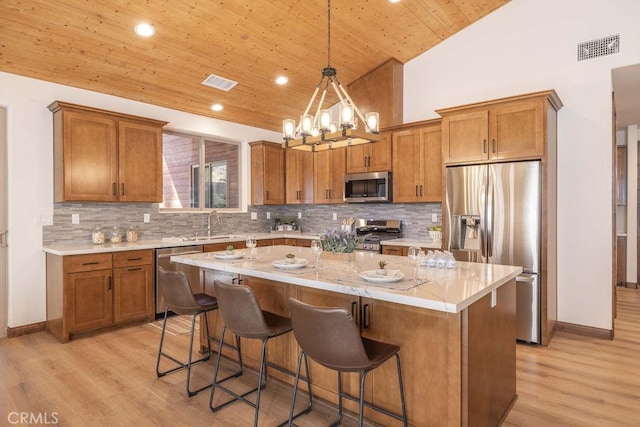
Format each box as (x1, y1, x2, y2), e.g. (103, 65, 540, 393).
(354, 219, 401, 253)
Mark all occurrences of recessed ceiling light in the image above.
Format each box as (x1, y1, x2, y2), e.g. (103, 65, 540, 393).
(211, 104, 224, 112)
(389, 0, 401, 3)
(134, 22, 155, 37)
(275, 76, 288, 85)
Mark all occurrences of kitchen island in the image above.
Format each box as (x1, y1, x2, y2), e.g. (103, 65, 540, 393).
(171, 245, 521, 427)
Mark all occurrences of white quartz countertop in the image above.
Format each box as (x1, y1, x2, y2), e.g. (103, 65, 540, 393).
(42, 232, 322, 256)
(382, 238, 442, 249)
(171, 245, 521, 314)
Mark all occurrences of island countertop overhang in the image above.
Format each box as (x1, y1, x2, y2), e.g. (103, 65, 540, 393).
(170, 245, 522, 314)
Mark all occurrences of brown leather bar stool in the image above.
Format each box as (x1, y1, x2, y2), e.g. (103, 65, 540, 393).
(288, 297, 408, 427)
(155, 267, 241, 397)
(209, 280, 312, 427)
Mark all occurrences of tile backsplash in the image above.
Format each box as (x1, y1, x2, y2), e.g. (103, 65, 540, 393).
(43, 202, 442, 245)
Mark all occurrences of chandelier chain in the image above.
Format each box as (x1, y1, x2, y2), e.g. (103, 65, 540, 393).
(327, 0, 331, 67)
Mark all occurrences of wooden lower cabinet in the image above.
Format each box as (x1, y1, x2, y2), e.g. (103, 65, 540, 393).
(46, 249, 154, 342)
(195, 273, 516, 426)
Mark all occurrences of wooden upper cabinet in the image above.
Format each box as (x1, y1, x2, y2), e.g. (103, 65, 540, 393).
(285, 149, 314, 204)
(438, 91, 562, 165)
(250, 141, 285, 205)
(346, 132, 392, 173)
(48, 101, 167, 203)
(392, 121, 442, 203)
(314, 147, 346, 204)
(117, 121, 164, 202)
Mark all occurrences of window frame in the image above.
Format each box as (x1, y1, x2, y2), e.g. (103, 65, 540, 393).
(160, 129, 245, 213)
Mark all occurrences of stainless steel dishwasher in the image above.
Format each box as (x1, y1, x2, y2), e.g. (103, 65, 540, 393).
(155, 245, 204, 318)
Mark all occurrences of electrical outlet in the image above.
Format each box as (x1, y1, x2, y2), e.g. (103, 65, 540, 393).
(40, 216, 53, 226)
(432, 213, 438, 222)
(144, 213, 150, 223)
(298, 212, 302, 219)
(71, 214, 80, 225)
(251, 212, 258, 220)
(332, 212, 337, 220)
(266, 212, 271, 219)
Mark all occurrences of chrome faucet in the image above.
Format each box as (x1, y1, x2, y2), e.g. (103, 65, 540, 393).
(207, 210, 220, 238)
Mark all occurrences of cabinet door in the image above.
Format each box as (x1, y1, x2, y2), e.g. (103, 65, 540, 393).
(285, 149, 313, 204)
(392, 129, 421, 203)
(118, 120, 164, 202)
(113, 264, 153, 323)
(420, 125, 443, 202)
(490, 100, 544, 160)
(65, 269, 113, 333)
(251, 142, 285, 205)
(361, 298, 452, 426)
(313, 150, 332, 203)
(367, 132, 392, 172)
(60, 111, 118, 202)
(329, 148, 346, 203)
(346, 144, 369, 174)
(442, 111, 489, 164)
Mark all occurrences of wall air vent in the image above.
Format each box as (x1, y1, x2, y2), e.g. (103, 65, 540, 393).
(201, 74, 238, 91)
(577, 33, 620, 62)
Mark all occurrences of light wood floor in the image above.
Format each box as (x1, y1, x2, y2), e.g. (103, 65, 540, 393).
(1, 288, 639, 426)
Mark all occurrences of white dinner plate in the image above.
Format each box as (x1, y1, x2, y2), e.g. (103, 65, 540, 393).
(213, 251, 245, 260)
(359, 270, 405, 283)
(272, 259, 308, 270)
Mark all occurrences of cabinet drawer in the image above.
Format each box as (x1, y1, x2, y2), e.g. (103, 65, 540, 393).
(113, 249, 153, 268)
(65, 253, 113, 273)
(381, 246, 406, 256)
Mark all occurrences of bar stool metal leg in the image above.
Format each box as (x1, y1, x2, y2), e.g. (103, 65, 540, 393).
(286, 351, 314, 427)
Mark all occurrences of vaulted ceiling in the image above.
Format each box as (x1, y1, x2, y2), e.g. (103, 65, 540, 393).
(0, 0, 509, 132)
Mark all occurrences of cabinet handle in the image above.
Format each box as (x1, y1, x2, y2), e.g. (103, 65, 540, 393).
(112, 183, 116, 195)
(128, 267, 142, 271)
(121, 183, 125, 195)
(82, 261, 100, 266)
(266, 190, 269, 200)
(492, 138, 496, 153)
(362, 303, 370, 329)
(364, 157, 367, 168)
(483, 139, 488, 153)
(127, 257, 143, 261)
(367, 156, 371, 167)
(415, 185, 419, 197)
(325, 189, 329, 199)
(108, 276, 112, 291)
(420, 185, 423, 197)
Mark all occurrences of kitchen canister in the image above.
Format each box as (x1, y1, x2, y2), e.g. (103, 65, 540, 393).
(126, 226, 138, 242)
(91, 227, 105, 244)
(110, 226, 122, 243)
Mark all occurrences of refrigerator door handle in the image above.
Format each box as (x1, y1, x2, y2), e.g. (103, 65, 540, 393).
(486, 168, 494, 263)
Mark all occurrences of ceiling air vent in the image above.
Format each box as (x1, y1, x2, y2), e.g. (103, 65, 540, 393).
(201, 74, 238, 91)
(577, 33, 620, 62)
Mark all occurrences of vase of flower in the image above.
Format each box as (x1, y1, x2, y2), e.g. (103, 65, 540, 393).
(320, 228, 362, 275)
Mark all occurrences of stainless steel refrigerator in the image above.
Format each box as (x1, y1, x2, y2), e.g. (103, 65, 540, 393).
(445, 161, 541, 343)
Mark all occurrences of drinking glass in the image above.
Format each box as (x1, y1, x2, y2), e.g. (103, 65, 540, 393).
(246, 235, 257, 259)
(407, 246, 421, 280)
(310, 239, 323, 268)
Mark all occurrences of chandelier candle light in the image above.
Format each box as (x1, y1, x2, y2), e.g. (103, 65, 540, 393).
(282, 0, 380, 152)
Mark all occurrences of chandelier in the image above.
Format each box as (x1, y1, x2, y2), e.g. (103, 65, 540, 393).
(282, 0, 380, 152)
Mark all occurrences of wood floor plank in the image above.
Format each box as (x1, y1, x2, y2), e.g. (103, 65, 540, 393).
(1, 288, 639, 426)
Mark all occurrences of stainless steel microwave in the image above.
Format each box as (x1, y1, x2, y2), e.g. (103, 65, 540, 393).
(344, 171, 392, 203)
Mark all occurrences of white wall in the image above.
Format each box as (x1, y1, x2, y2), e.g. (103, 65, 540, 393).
(0, 71, 281, 328)
(404, 0, 640, 330)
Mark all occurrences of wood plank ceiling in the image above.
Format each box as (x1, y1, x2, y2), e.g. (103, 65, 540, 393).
(0, 0, 509, 132)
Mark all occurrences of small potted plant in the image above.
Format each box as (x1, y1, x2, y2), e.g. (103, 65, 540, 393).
(285, 253, 296, 264)
(226, 245, 234, 255)
(376, 260, 388, 275)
